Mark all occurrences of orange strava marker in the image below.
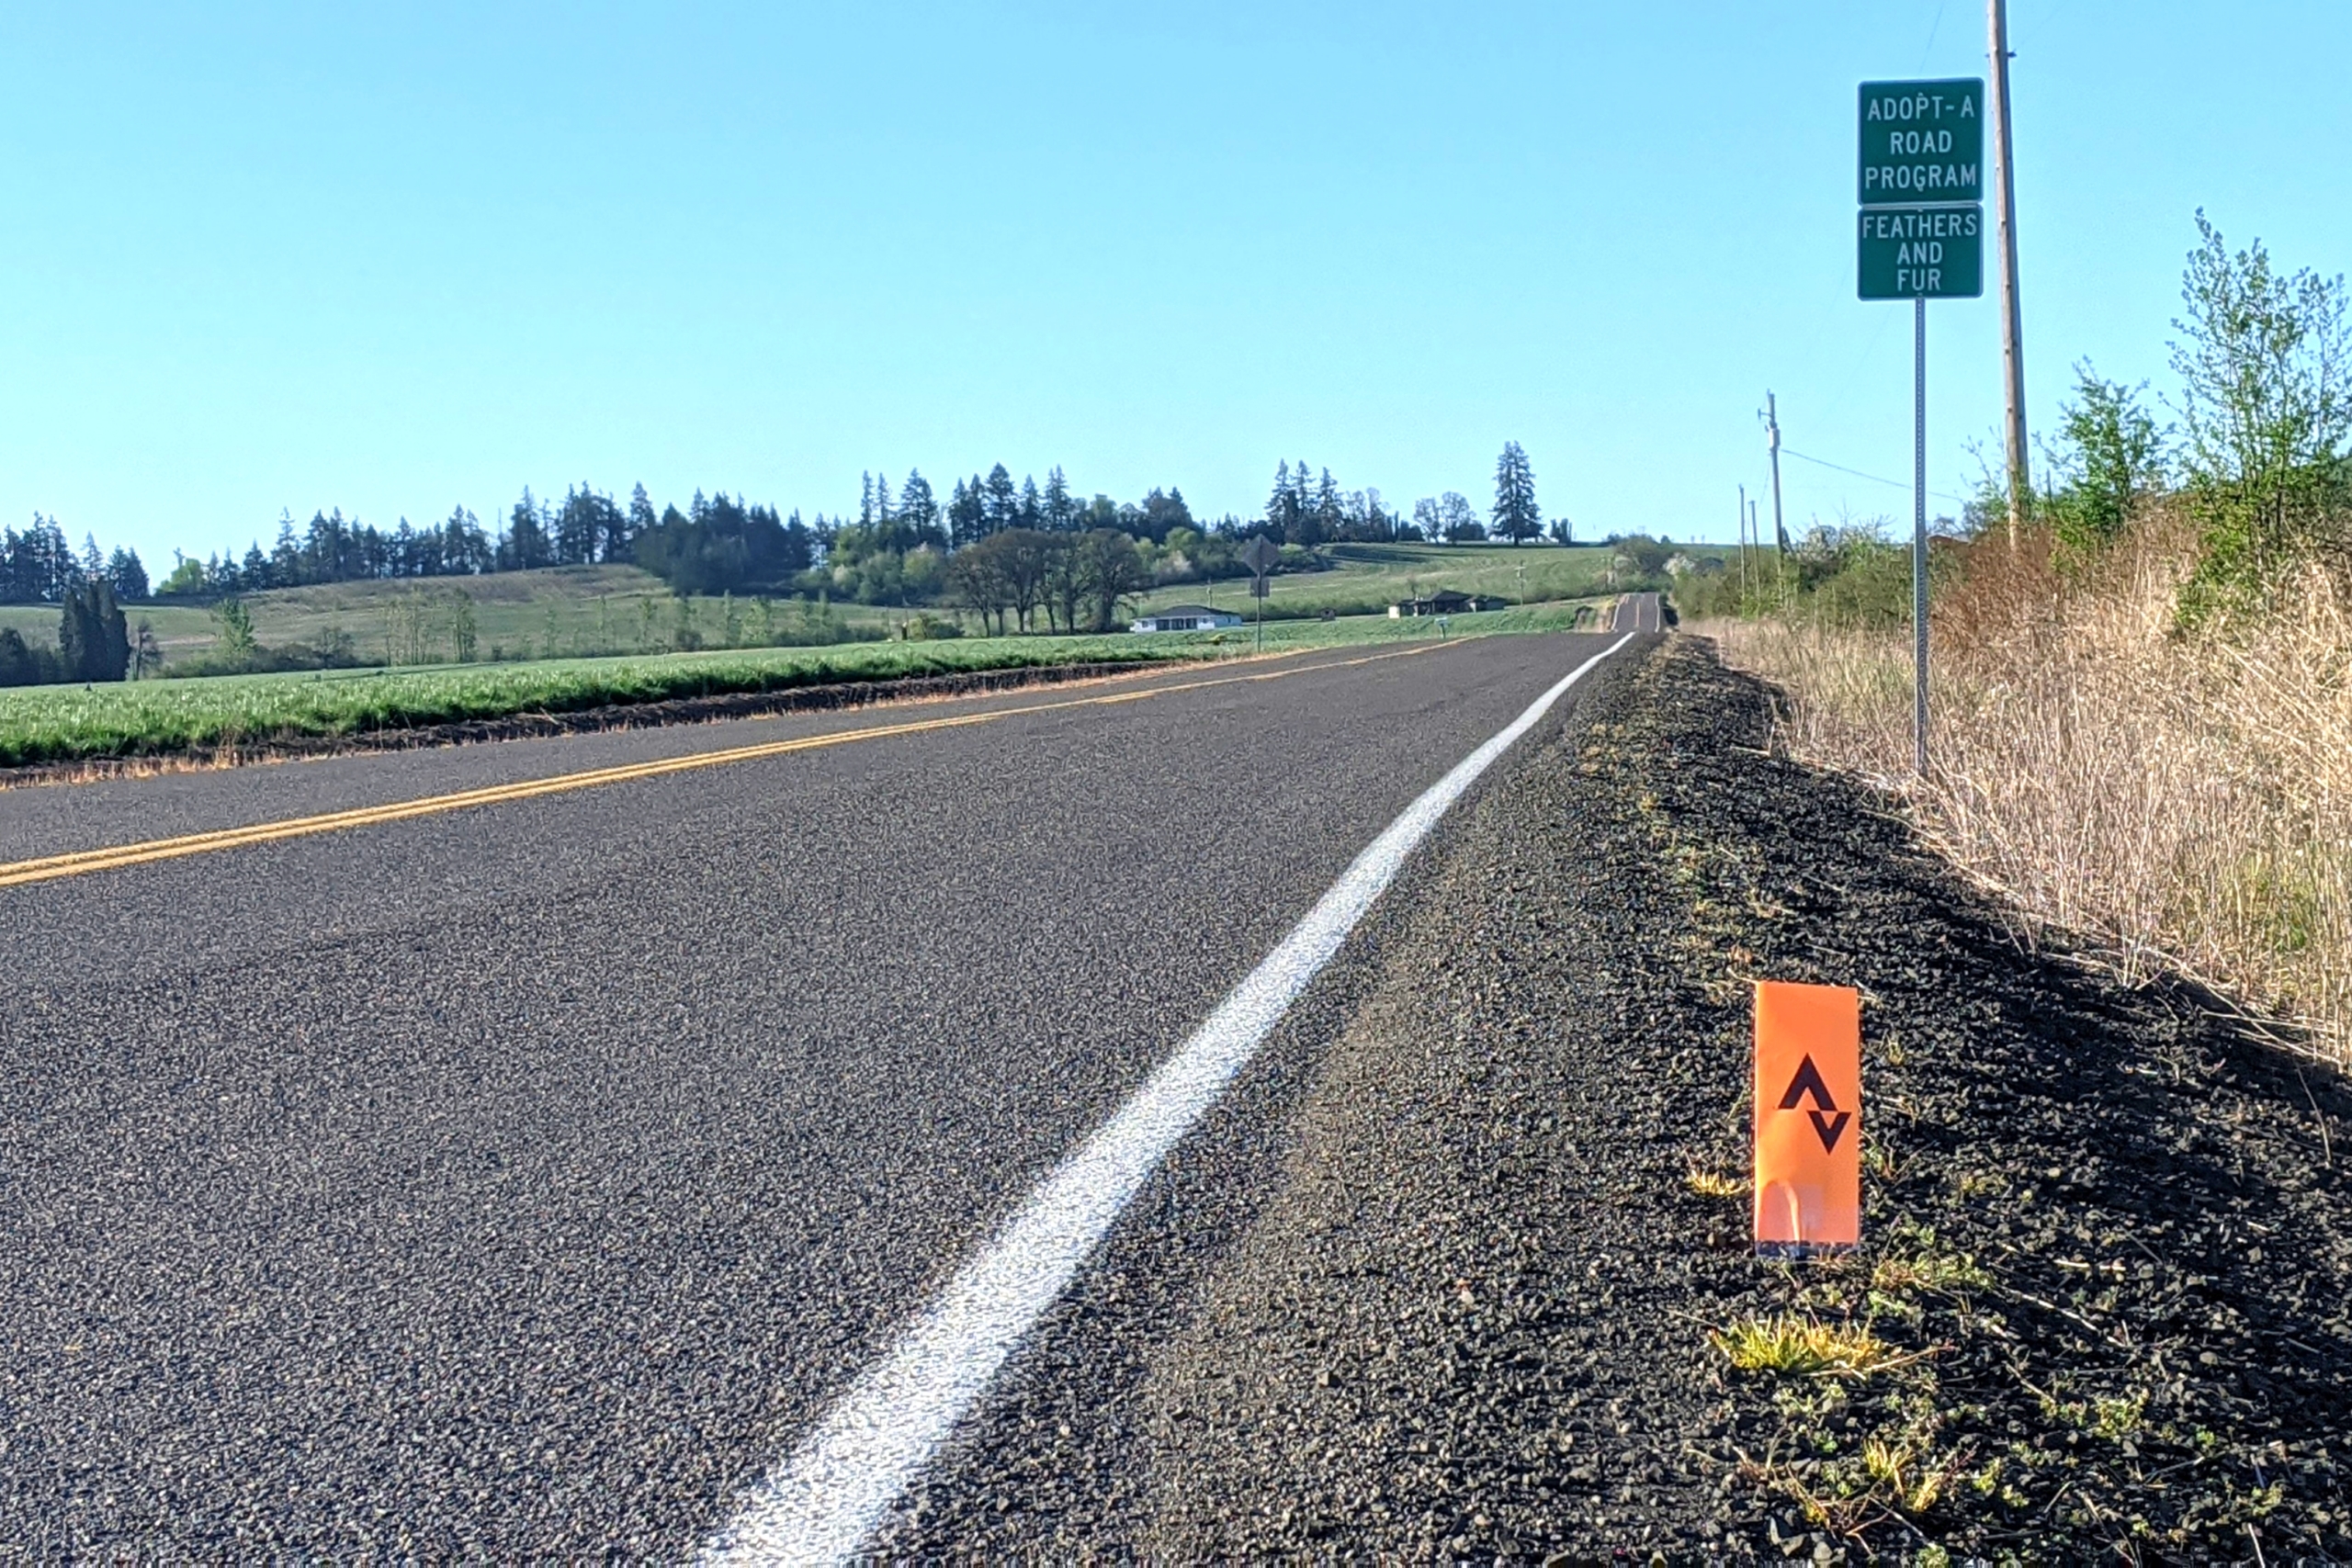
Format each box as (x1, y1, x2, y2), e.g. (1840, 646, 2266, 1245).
(1752, 981, 1861, 1257)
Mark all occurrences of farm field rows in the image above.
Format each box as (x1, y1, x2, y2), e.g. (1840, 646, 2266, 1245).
(0, 564, 900, 669)
(0, 600, 1600, 770)
(0, 542, 1695, 674)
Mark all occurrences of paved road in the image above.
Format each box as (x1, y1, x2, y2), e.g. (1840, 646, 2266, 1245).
(1609, 591, 1664, 632)
(0, 632, 1637, 1556)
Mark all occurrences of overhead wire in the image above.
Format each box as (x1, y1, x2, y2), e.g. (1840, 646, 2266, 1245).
(1781, 447, 1970, 508)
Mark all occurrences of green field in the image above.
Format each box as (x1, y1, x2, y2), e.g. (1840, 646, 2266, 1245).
(1131, 541, 1691, 622)
(0, 565, 905, 670)
(0, 542, 1691, 671)
(0, 600, 1602, 770)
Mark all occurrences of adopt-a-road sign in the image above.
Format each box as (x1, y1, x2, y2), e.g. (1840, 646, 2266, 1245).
(1857, 78, 1984, 206)
(1857, 205, 1984, 300)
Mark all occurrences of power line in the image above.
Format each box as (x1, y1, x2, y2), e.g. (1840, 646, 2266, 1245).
(1781, 446, 1970, 508)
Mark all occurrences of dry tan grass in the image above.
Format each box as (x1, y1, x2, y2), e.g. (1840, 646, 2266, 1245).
(1706, 509, 2352, 1067)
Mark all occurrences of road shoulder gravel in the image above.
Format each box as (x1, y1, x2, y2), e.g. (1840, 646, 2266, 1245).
(894, 635, 2351, 1561)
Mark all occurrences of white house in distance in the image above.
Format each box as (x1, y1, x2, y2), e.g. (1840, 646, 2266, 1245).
(1130, 604, 1245, 633)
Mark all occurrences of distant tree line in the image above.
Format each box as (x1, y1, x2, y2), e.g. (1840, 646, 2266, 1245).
(4, 515, 150, 604)
(0, 579, 137, 687)
(2, 442, 1560, 683)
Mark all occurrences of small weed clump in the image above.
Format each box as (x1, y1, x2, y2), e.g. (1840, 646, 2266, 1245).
(1711, 1315, 1894, 1378)
(1870, 1232, 1992, 1296)
(1683, 1168, 1747, 1199)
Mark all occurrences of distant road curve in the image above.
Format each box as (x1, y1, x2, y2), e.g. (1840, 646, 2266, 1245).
(1608, 592, 1664, 633)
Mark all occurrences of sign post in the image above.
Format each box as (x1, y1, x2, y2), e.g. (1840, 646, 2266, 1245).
(1858, 77, 1984, 778)
(1241, 536, 1280, 655)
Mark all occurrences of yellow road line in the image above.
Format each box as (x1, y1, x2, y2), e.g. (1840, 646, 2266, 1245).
(0, 643, 1450, 890)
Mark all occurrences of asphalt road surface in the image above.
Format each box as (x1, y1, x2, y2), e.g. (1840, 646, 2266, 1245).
(0, 631, 1638, 1557)
(1610, 591, 1664, 632)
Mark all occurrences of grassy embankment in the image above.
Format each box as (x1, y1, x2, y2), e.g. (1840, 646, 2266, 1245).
(0, 599, 1599, 770)
(1129, 540, 1692, 622)
(1693, 512, 2350, 1067)
(1688, 216, 2352, 1067)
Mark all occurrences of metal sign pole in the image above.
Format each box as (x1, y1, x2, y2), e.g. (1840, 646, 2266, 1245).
(1855, 75, 1979, 780)
(1912, 296, 1929, 778)
(1238, 536, 1279, 658)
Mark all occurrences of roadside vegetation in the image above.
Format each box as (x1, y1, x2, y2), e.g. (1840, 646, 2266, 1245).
(1690, 213, 2352, 1067)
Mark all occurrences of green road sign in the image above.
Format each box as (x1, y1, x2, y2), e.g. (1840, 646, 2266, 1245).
(1857, 79, 1983, 206)
(1858, 204, 1983, 299)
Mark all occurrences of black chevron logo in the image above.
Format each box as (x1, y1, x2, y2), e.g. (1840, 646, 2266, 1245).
(1777, 1055, 1852, 1154)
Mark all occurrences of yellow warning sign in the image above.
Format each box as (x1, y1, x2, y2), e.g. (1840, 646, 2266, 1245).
(1753, 980, 1861, 1255)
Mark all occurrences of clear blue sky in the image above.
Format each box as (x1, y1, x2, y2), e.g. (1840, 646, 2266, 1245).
(3, 1, 2346, 565)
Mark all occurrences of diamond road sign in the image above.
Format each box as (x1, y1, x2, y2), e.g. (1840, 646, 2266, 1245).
(1857, 79, 1983, 206)
(1858, 205, 1984, 299)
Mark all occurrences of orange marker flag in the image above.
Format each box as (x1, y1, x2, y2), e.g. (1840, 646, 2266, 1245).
(1753, 980, 1861, 1257)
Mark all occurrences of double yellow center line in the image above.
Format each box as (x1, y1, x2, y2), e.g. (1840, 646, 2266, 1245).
(0, 644, 1446, 891)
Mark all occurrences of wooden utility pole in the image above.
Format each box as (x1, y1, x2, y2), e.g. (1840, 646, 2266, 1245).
(1988, 0, 2030, 546)
(1737, 484, 1750, 601)
(1749, 499, 1761, 598)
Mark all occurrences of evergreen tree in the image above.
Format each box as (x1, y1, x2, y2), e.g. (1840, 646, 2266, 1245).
(948, 479, 985, 548)
(1266, 460, 1295, 536)
(272, 513, 303, 584)
(2, 515, 81, 602)
(0, 626, 52, 686)
(982, 464, 1019, 536)
(57, 579, 129, 682)
(440, 506, 491, 574)
(898, 471, 940, 545)
(501, 489, 554, 570)
(106, 547, 149, 602)
(1018, 474, 1042, 530)
(1316, 468, 1343, 536)
(556, 485, 616, 564)
(1137, 488, 1194, 541)
(628, 483, 657, 557)
(1044, 466, 1076, 530)
(1491, 441, 1541, 545)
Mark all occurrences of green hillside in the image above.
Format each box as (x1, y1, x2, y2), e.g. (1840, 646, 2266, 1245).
(1131, 541, 1702, 622)
(0, 539, 1706, 675)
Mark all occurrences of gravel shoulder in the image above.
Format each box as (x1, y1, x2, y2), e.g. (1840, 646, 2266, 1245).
(889, 634, 2352, 1562)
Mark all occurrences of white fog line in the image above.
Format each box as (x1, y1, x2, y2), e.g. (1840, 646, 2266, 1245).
(699, 631, 1638, 1566)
